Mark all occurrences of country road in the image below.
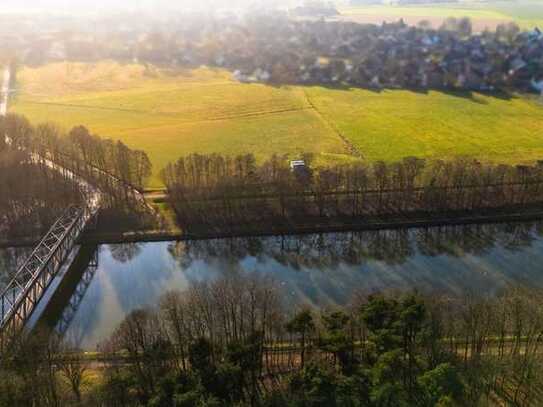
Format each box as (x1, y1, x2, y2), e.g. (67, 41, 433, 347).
(0, 65, 153, 214)
(1, 67, 9, 116)
(1, 65, 102, 214)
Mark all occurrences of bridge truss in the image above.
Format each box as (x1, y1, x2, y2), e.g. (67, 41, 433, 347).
(55, 248, 99, 337)
(0, 205, 94, 347)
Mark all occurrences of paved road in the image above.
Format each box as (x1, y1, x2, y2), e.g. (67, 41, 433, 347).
(1, 67, 9, 116)
(1, 66, 102, 214)
(1, 66, 148, 212)
(0, 66, 152, 214)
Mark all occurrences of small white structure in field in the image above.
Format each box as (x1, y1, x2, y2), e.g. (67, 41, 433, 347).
(233, 70, 250, 83)
(254, 68, 271, 82)
(290, 160, 306, 171)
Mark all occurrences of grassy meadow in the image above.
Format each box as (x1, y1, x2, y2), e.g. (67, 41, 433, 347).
(338, 1, 543, 31)
(11, 61, 543, 188)
(11, 62, 350, 187)
(305, 87, 543, 164)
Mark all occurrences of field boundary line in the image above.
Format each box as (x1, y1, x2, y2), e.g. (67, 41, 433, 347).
(302, 88, 364, 159)
(17, 100, 311, 123)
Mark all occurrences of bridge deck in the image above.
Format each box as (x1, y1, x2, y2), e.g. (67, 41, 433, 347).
(0, 65, 149, 350)
(0, 205, 92, 343)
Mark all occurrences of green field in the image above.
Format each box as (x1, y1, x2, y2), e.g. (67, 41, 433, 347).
(339, 1, 543, 30)
(11, 61, 543, 188)
(306, 87, 543, 164)
(11, 62, 351, 187)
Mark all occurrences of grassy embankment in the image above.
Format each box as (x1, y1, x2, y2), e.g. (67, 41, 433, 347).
(11, 61, 543, 192)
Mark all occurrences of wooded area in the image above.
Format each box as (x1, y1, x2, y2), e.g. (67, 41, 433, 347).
(0, 148, 82, 239)
(162, 153, 543, 233)
(2, 278, 543, 406)
(0, 113, 153, 240)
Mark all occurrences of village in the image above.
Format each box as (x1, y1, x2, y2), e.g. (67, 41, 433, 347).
(2, 10, 542, 94)
(221, 16, 543, 94)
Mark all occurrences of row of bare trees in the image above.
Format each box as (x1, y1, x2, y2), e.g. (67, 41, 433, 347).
(162, 153, 543, 232)
(2, 275, 543, 406)
(1, 114, 152, 194)
(0, 113, 154, 240)
(0, 148, 82, 240)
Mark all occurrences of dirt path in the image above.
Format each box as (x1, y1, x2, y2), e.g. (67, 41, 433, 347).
(302, 88, 363, 159)
(17, 99, 311, 123)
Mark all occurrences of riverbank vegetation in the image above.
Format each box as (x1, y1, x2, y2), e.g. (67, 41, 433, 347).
(161, 152, 543, 235)
(0, 148, 82, 239)
(0, 113, 154, 242)
(2, 278, 543, 406)
(2, 113, 151, 193)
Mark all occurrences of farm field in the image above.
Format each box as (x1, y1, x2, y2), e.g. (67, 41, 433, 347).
(10, 62, 351, 188)
(11, 61, 543, 188)
(305, 86, 543, 165)
(337, 1, 543, 31)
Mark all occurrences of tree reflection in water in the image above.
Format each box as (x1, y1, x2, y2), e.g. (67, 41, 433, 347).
(54, 221, 543, 350)
(109, 243, 143, 264)
(167, 221, 543, 271)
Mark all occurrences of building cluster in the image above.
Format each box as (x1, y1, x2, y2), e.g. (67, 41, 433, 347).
(215, 17, 543, 93)
(2, 12, 542, 94)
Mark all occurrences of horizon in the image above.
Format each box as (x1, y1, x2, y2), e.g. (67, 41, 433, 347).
(0, 0, 296, 13)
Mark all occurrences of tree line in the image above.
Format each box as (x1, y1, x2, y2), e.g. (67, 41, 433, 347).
(0, 148, 82, 240)
(0, 113, 154, 241)
(2, 276, 543, 406)
(1, 114, 151, 194)
(161, 153, 543, 233)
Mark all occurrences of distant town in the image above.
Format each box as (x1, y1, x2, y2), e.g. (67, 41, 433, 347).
(2, 9, 542, 94)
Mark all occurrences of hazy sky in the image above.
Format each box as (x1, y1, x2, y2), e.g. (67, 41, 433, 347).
(1, 0, 289, 13)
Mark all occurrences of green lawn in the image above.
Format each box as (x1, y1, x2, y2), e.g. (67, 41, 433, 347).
(10, 62, 350, 187)
(340, 5, 508, 20)
(339, 1, 543, 30)
(305, 87, 543, 165)
(11, 61, 543, 188)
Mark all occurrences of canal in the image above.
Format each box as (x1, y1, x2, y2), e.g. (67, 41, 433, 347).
(2, 220, 543, 349)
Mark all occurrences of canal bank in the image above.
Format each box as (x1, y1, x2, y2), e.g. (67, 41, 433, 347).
(3, 219, 543, 349)
(3, 203, 543, 249)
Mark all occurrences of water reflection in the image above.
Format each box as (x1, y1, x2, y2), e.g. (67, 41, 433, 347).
(3, 221, 543, 349)
(168, 222, 542, 270)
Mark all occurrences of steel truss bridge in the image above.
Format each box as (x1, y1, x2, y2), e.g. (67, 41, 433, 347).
(0, 205, 98, 348)
(0, 65, 154, 352)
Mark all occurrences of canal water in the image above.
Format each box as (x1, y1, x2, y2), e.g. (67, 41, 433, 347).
(2, 221, 543, 349)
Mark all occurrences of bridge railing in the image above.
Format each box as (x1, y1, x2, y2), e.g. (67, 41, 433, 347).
(0, 205, 91, 341)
